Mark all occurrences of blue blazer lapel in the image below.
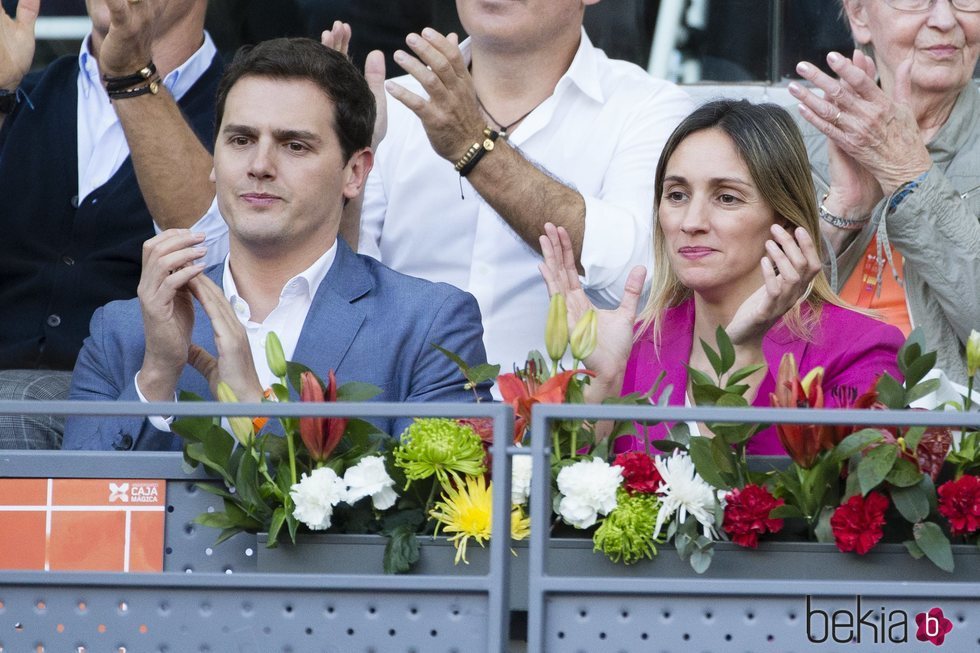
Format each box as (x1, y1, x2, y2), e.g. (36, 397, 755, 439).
(292, 240, 373, 378)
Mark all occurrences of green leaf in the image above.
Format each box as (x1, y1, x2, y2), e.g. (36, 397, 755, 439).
(768, 504, 803, 519)
(891, 484, 930, 523)
(725, 363, 767, 387)
(466, 363, 501, 385)
(833, 429, 884, 463)
(814, 506, 835, 543)
(689, 383, 728, 406)
(903, 426, 925, 452)
(194, 482, 236, 501)
(913, 521, 954, 573)
(689, 547, 714, 574)
(689, 437, 731, 490)
(716, 326, 736, 373)
(858, 444, 899, 495)
(875, 373, 906, 409)
(267, 506, 286, 548)
(700, 338, 723, 377)
(903, 539, 925, 559)
(194, 511, 239, 530)
(905, 378, 940, 405)
(214, 527, 244, 546)
(686, 366, 716, 389)
(897, 341, 921, 376)
(337, 381, 382, 402)
(903, 350, 936, 389)
(234, 451, 269, 518)
(202, 425, 235, 479)
(885, 457, 924, 488)
(431, 343, 469, 372)
(269, 382, 290, 404)
(665, 422, 691, 448)
(383, 525, 421, 574)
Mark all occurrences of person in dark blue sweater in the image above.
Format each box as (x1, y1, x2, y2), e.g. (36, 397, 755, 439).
(0, 0, 223, 448)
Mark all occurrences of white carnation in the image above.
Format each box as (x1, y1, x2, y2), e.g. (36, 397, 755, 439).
(555, 457, 622, 528)
(290, 467, 347, 530)
(344, 455, 398, 510)
(511, 453, 532, 506)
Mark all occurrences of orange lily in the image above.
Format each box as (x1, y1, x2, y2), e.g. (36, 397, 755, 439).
(769, 353, 833, 469)
(498, 367, 594, 443)
(299, 370, 347, 463)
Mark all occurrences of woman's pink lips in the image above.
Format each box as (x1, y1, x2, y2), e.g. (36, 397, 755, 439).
(925, 45, 958, 59)
(678, 246, 716, 260)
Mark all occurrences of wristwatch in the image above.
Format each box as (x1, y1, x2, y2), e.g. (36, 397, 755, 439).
(0, 89, 17, 115)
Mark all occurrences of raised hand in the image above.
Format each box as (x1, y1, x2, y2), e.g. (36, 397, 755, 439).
(386, 28, 482, 162)
(320, 22, 386, 147)
(187, 274, 263, 403)
(99, 0, 162, 77)
(790, 50, 932, 196)
(538, 222, 645, 388)
(136, 230, 207, 401)
(725, 224, 822, 346)
(0, 0, 39, 90)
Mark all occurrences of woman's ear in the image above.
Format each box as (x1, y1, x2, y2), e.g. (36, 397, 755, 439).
(842, 0, 873, 47)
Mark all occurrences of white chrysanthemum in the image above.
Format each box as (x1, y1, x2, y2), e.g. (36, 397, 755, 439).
(511, 453, 532, 506)
(653, 451, 725, 540)
(290, 467, 347, 530)
(344, 455, 398, 510)
(556, 458, 623, 528)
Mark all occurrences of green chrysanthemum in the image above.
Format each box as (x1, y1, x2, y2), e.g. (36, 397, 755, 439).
(593, 488, 665, 565)
(394, 418, 486, 487)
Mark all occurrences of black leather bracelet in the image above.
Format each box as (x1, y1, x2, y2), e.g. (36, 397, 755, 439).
(455, 127, 500, 177)
(107, 78, 160, 101)
(103, 61, 157, 92)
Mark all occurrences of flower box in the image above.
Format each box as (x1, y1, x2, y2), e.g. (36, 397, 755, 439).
(255, 533, 978, 613)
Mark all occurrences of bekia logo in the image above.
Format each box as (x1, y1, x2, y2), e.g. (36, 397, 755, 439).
(108, 481, 159, 504)
(916, 607, 953, 646)
(806, 596, 954, 646)
(108, 482, 130, 502)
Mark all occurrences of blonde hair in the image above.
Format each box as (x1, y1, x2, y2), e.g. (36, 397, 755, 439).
(636, 99, 848, 343)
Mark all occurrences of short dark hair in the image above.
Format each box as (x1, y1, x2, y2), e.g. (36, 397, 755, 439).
(215, 38, 375, 161)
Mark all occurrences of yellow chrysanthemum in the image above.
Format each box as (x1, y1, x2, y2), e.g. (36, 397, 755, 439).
(431, 475, 493, 564)
(430, 476, 531, 564)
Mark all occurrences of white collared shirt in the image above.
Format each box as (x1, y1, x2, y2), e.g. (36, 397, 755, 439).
(136, 242, 338, 427)
(221, 242, 337, 392)
(76, 32, 218, 201)
(358, 29, 694, 374)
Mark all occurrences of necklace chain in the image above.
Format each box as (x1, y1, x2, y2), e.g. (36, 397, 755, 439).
(475, 94, 539, 137)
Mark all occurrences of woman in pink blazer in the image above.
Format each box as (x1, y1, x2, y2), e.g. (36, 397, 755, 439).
(540, 99, 904, 455)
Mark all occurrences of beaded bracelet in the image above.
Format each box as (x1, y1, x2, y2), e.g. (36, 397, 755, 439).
(454, 127, 500, 177)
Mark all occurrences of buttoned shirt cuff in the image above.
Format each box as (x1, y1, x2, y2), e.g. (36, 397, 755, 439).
(134, 371, 176, 432)
(153, 196, 229, 268)
(579, 196, 653, 307)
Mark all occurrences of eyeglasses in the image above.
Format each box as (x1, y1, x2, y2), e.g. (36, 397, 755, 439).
(883, 0, 980, 12)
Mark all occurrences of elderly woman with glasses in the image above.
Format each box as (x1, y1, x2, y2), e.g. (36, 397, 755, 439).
(789, 0, 980, 384)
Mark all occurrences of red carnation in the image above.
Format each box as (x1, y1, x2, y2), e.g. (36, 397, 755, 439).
(830, 492, 889, 555)
(613, 451, 663, 495)
(937, 474, 980, 537)
(722, 484, 785, 548)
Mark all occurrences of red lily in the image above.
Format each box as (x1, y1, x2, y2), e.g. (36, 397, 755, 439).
(769, 353, 834, 469)
(299, 370, 347, 463)
(498, 368, 594, 443)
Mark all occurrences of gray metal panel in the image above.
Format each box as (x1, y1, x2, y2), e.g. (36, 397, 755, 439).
(0, 402, 516, 653)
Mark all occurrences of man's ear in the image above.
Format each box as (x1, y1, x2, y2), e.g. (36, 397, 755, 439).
(842, 0, 873, 47)
(342, 147, 374, 200)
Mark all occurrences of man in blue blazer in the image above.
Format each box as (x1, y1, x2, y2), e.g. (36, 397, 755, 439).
(63, 38, 490, 451)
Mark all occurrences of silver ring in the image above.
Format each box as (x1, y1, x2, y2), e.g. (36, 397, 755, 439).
(832, 109, 842, 127)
